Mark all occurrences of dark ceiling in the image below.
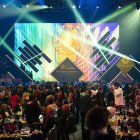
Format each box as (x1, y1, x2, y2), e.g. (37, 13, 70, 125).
(0, 0, 136, 8)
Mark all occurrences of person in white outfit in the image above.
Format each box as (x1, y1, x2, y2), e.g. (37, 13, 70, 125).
(113, 82, 124, 106)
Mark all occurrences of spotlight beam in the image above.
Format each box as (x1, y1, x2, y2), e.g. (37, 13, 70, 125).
(15, 21, 100, 71)
(61, 26, 140, 65)
(22, 13, 140, 65)
(2, 4, 139, 81)
(93, 54, 120, 81)
(0, 36, 23, 64)
(0, 0, 39, 48)
(20, 12, 138, 67)
(66, 0, 109, 64)
(0, 6, 31, 48)
(88, 3, 134, 32)
(0, 38, 41, 80)
(64, 0, 140, 78)
(98, 56, 121, 81)
(5, 55, 33, 81)
(15, 12, 140, 67)
(56, 23, 140, 65)
(89, 46, 120, 80)
(59, 38, 101, 71)
(97, 4, 134, 23)
(15, 30, 42, 64)
(22, 33, 100, 71)
(22, 51, 44, 64)
(96, 43, 140, 64)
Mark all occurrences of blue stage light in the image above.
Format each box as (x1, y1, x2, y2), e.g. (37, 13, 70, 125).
(37, 0, 45, 6)
(3, 5, 6, 8)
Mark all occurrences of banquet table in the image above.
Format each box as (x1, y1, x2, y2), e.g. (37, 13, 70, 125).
(0, 133, 31, 140)
(109, 114, 139, 140)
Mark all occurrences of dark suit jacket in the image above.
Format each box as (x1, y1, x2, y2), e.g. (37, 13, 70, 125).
(106, 91, 115, 106)
(80, 94, 92, 114)
(25, 101, 41, 126)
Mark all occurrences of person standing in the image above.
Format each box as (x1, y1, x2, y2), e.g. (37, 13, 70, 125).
(95, 87, 106, 107)
(10, 89, 19, 110)
(79, 87, 92, 137)
(86, 107, 116, 140)
(25, 94, 41, 127)
(106, 86, 115, 107)
(113, 82, 124, 106)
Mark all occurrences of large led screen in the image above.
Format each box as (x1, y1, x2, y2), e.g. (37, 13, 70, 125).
(14, 23, 119, 81)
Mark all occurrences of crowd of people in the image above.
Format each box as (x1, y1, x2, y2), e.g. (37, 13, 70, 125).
(0, 80, 140, 140)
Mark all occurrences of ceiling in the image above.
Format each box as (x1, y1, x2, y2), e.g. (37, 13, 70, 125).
(0, 0, 136, 8)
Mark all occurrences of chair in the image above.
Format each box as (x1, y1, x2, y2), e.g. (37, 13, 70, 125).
(30, 131, 45, 140)
(119, 135, 133, 140)
(30, 122, 45, 140)
(65, 115, 77, 140)
(30, 122, 41, 132)
(47, 125, 57, 140)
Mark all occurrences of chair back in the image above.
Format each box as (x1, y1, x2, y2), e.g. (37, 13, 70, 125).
(48, 125, 57, 140)
(31, 122, 41, 132)
(66, 115, 77, 133)
(30, 132, 45, 140)
(119, 135, 133, 140)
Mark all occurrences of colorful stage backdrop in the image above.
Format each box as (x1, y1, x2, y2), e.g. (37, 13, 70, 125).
(14, 23, 120, 81)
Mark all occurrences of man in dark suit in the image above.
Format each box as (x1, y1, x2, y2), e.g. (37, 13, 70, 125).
(24, 94, 41, 127)
(79, 87, 92, 137)
(106, 86, 115, 106)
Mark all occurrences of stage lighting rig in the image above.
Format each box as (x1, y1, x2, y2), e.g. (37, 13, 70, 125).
(15, 0, 31, 8)
(43, 0, 64, 10)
